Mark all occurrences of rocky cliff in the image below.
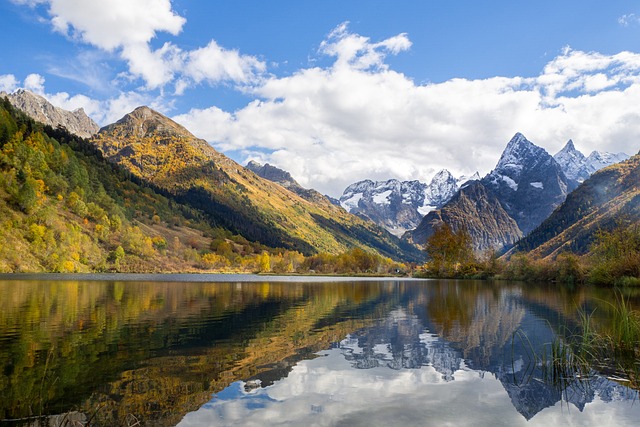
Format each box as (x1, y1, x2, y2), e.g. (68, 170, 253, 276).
(1, 89, 99, 138)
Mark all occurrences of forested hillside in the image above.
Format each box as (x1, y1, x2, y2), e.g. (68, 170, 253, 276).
(514, 154, 640, 258)
(0, 98, 419, 273)
(0, 98, 264, 272)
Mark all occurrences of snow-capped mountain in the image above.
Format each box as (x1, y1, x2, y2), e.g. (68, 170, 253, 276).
(407, 133, 576, 252)
(552, 140, 586, 182)
(553, 140, 629, 182)
(482, 133, 576, 235)
(338, 170, 478, 236)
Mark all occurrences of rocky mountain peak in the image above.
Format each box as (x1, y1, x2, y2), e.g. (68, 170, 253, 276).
(482, 133, 574, 235)
(1, 89, 100, 138)
(101, 106, 196, 141)
(494, 133, 548, 179)
(245, 160, 299, 189)
(432, 169, 454, 182)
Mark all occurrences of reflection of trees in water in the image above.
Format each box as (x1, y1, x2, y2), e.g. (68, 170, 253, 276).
(1, 279, 638, 425)
(424, 281, 525, 367)
(0, 280, 394, 425)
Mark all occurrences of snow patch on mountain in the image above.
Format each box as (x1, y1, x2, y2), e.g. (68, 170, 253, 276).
(372, 190, 393, 205)
(341, 193, 363, 211)
(417, 205, 437, 216)
(501, 175, 518, 191)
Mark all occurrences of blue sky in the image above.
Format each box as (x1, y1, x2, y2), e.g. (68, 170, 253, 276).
(2, 0, 640, 195)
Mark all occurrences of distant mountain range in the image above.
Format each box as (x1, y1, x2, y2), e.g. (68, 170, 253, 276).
(404, 133, 629, 252)
(337, 170, 480, 237)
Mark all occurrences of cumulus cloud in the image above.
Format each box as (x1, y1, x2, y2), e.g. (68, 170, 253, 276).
(178, 41, 267, 92)
(319, 22, 412, 71)
(14, 0, 265, 90)
(173, 28, 640, 197)
(24, 73, 46, 94)
(0, 74, 19, 92)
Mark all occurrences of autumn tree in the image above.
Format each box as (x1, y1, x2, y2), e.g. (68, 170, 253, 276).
(259, 251, 271, 273)
(424, 223, 475, 277)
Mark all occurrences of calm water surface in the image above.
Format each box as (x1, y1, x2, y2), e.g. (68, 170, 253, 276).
(0, 275, 639, 426)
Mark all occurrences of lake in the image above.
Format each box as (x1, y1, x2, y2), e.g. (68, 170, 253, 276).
(0, 274, 639, 426)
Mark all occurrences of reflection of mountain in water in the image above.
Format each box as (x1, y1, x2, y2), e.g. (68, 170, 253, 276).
(333, 284, 637, 421)
(339, 308, 462, 380)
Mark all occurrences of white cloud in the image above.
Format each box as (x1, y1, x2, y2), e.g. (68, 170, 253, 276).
(47, 0, 185, 51)
(174, 33, 640, 197)
(181, 40, 267, 88)
(0, 74, 19, 93)
(24, 73, 46, 94)
(319, 22, 412, 71)
(14, 0, 265, 90)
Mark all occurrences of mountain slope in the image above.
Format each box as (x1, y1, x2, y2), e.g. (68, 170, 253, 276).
(1, 89, 99, 138)
(482, 133, 576, 235)
(514, 154, 640, 258)
(0, 96, 229, 272)
(92, 107, 423, 261)
(405, 181, 523, 251)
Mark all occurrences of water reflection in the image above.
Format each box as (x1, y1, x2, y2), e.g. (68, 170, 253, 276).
(180, 281, 638, 426)
(0, 278, 638, 426)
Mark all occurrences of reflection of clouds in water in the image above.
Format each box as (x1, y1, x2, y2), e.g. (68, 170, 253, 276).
(177, 349, 640, 427)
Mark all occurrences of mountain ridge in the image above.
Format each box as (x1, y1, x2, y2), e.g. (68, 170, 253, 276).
(553, 139, 629, 182)
(338, 170, 479, 236)
(514, 153, 640, 258)
(1, 89, 99, 138)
